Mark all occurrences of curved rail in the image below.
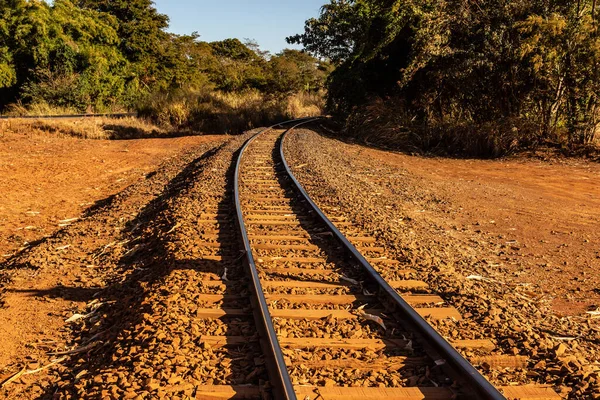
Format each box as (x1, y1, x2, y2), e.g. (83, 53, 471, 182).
(279, 126, 506, 400)
(233, 118, 319, 399)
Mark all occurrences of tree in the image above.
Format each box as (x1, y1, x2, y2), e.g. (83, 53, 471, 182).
(0, 0, 19, 90)
(0, 0, 128, 111)
(157, 33, 214, 91)
(0, 1, 332, 116)
(244, 38, 271, 59)
(287, 0, 376, 64)
(75, 0, 171, 88)
(514, 1, 599, 144)
(268, 49, 330, 93)
(208, 39, 268, 92)
(291, 0, 600, 146)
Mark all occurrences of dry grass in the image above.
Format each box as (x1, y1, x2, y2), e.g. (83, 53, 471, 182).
(139, 89, 324, 134)
(342, 97, 600, 158)
(346, 97, 545, 158)
(0, 117, 166, 140)
(285, 91, 324, 118)
(1, 91, 325, 139)
(3, 102, 81, 117)
(2, 102, 129, 117)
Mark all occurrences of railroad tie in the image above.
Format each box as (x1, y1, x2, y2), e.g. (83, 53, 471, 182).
(229, 122, 561, 399)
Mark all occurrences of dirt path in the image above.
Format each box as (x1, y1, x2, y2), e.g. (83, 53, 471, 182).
(0, 132, 226, 398)
(0, 131, 225, 260)
(400, 148, 596, 315)
(362, 148, 599, 316)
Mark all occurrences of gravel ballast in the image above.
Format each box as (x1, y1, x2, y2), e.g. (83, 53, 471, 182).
(284, 127, 600, 399)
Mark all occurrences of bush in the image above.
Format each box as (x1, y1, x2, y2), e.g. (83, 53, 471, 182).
(346, 98, 542, 158)
(138, 89, 324, 134)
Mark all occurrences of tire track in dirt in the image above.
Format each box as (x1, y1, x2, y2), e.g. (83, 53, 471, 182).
(0, 137, 231, 399)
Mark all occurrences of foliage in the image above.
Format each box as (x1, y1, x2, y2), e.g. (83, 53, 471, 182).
(138, 89, 322, 134)
(1, 1, 330, 122)
(268, 49, 332, 93)
(287, 0, 376, 64)
(291, 0, 600, 151)
(0, 0, 128, 111)
(517, 5, 600, 145)
(75, 0, 170, 87)
(207, 39, 269, 92)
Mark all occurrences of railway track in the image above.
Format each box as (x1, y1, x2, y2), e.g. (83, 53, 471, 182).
(0, 120, 568, 399)
(228, 120, 562, 399)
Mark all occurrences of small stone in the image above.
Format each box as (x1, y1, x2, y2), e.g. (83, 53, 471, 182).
(323, 378, 336, 387)
(145, 378, 160, 392)
(556, 343, 568, 357)
(27, 362, 40, 370)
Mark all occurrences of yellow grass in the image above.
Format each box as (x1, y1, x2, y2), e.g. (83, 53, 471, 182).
(2, 91, 326, 138)
(0, 117, 166, 140)
(285, 92, 324, 118)
(2, 102, 130, 117)
(140, 89, 325, 134)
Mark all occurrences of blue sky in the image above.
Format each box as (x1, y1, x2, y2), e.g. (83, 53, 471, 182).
(153, 0, 326, 55)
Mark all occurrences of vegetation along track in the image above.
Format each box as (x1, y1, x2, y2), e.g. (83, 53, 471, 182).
(233, 120, 563, 400)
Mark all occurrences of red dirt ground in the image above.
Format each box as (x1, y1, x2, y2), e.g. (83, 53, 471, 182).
(0, 131, 224, 377)
(1, 125, 598, 397)
(330, 141, 600, 316)
(0, 131, 222, 260)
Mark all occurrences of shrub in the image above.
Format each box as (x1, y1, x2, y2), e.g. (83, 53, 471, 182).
(138, 89, 324, 134)
(346, 97, 542, 158)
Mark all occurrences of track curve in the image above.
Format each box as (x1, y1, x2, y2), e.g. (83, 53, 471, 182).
(233, 120, 561, 400)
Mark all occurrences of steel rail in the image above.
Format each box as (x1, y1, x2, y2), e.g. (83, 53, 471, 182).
(233, 118, 319, 400)
(280, 125, 507, 400)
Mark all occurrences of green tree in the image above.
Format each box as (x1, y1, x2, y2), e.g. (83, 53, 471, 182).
(291, 0, 600, 146)
(0, 0, 128, 111)
(0, 1, 17, 90)
(0, 0, 330, 117)
(268, 49, 330, 93)
(517, 2, 599, 144)
(287, 0, 376, 64)
(208, 38, 268, 91)
(75, 0, 171, 89)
